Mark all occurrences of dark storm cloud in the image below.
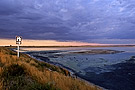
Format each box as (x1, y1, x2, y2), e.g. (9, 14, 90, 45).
(0, 0, 22, 15)
(0, 0, 135, 44)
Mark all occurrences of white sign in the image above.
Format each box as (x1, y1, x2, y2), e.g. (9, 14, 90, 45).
(16, 36, 22, 44)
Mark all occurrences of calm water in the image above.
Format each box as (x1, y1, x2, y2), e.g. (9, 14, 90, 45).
(24, 47, 135, 90)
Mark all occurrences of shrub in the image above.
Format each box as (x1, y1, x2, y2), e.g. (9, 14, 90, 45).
(4, 64, 25, 77)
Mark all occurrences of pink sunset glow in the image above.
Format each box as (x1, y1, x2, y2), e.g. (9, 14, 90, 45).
(0, 39, 105, 46)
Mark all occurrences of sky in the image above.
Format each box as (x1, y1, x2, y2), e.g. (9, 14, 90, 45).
(0, 0, 135, 45)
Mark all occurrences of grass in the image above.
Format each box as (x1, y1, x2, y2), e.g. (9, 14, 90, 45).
(0, 47, 102, 90)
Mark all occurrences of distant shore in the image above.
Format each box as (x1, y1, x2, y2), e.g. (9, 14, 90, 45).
(4, 44, 135, 48)
(69, 49, 124, 54)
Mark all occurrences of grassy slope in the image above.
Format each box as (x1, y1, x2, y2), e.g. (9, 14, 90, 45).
(0, 47, 102, 90)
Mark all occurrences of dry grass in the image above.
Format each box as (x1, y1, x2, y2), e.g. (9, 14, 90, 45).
(0, 67, 3, 90)
(0, 67, 3, 74)
(0, 47, 102, 90)
(0, 81, 3, 90)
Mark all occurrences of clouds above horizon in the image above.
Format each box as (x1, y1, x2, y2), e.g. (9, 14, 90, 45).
(0, 0, 135, 44)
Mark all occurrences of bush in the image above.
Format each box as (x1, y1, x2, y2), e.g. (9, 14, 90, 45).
(4, 64, 25, 77)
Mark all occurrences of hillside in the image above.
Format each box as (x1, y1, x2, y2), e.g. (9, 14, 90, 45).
(0, 47, 102, 90)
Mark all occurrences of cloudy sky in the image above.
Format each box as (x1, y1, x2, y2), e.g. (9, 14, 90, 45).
(0, 0, 135, 44)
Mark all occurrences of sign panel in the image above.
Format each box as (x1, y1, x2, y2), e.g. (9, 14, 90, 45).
(16, 36, 22, 44)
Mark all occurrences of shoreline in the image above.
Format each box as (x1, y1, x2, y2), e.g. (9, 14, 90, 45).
(26, 52, 106, 90)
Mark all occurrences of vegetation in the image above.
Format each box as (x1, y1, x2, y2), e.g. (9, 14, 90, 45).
(0, 47, 102, 90)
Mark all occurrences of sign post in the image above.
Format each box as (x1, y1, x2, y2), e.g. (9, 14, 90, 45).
(16, 36, 22, 58)
(17, 44, 19, 58)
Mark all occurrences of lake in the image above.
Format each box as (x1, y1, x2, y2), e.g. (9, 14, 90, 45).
(23, 47, 135, 90)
